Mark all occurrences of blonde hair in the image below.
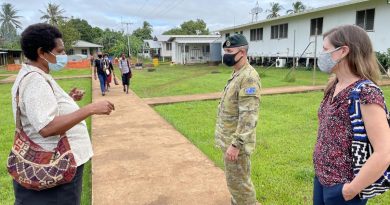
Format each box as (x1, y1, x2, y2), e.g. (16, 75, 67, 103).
(323, 25, 380, 93)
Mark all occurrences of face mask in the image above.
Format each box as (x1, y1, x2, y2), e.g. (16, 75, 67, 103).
(41, 52, 68, 71)
(317, 47, 342, 73)
(98, 55, 103, 58)
(223, 51, 243, 67)
(104, 57, 108, 60)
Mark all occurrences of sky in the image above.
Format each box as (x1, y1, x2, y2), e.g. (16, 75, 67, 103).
(3, 0, 348, 36)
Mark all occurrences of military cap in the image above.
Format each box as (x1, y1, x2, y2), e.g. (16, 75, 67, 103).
(223, 34, 248, 48)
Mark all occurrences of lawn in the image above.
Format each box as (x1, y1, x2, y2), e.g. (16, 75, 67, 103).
(154, 87, 390, 205)
(0, 68, 91, 77)
(0, 78, 92, 205)
(126, 64, 330, 98)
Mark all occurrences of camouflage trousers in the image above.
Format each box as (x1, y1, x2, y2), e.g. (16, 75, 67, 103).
(223, 152, 256, 205)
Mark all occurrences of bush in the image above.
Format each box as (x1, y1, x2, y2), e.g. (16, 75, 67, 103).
(376, 49, 390, 71)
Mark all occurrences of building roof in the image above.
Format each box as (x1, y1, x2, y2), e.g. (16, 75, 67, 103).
(156, 35, 221, 42)
(144, 40, 161, 49)
(218, 0, 370, 32)
(168, 36, 222, 44)
(73, 40, 103, 48)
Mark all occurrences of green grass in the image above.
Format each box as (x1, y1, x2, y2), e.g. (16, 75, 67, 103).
(126, 64, 330, 98)
(0, 68, 91, 77)
(0, 79, 92, 205)
(154, 87, 390, 205)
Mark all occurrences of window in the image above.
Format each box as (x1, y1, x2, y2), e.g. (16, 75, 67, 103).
(279, 23, 288, 38)
(81, 49, 88, 55)
(271, 25, 279, 39)
(203, 45, 210, 53)
(250, 28, 263, 41)
(68, 49, 74, 55)
(185, 45, 189, 53)
(310, 17, 323, 35)
(166, 43, 172, 51)
(240, 31, 243, 35)
(225, 33, 230, 38)
(356, 9, 375, 31)
(271, 24, 288, 39)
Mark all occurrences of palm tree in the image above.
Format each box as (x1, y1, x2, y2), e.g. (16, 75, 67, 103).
(266, 2, 283, 19)
(40, 3, 66, 26)
(287, 1, 306, 14)
(0, 3, 22, 37)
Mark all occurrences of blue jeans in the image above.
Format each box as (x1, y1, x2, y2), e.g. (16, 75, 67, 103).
(313, 176, 368, 205)
(98, 73, 107, 93)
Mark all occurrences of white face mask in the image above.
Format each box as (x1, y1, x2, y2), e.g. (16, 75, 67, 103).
(317, 47, 342, 73)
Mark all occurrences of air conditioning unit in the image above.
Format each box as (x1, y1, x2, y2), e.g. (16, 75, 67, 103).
(276, 58, 286, 68)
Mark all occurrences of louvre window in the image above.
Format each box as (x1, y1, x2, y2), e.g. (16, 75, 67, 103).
(356, 9, 375, 31)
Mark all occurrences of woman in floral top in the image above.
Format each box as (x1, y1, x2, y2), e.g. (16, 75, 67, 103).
(313, 25, 390, 204)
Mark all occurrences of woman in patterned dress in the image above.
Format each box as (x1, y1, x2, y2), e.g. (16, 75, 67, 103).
(313, 25, 390, 205)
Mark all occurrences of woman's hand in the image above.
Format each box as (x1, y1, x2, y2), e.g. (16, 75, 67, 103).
(88, 100, 115, 115)
(69, 88, 85, 101)
(342, 183, 359, 201)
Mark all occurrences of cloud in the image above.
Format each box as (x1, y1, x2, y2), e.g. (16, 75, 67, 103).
(6, 0, 348, 35)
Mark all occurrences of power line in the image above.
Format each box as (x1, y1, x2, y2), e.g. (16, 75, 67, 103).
(121, 21, 134, 57)
(152, 0, 185, 20)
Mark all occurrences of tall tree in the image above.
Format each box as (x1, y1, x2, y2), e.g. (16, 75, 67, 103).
(287, 1, 306, 14)
(163, 19, 209, 35)
(57, 20, 80, 53)
(40, 3, 66, 26)
(132, 21, 153, 41)
(266, 2, 283, 19)
(0, 3, 22, 40)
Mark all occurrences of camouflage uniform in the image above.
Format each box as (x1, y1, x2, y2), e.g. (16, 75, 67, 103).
(215, 62, 261, 205)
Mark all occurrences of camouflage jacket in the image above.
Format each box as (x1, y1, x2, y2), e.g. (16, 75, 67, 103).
(215, 62, 261, 155)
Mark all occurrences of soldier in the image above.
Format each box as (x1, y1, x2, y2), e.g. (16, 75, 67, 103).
(215, 34, 261, 205)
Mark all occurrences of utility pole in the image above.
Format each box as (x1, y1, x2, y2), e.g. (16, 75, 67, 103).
(122, 21, 133, 58)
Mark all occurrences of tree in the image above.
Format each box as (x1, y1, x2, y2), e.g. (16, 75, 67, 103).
(132, 21, 153, 41)
(111, 34, 142, 57)
(266, 2, 283, 19)
(68, 18, 103, 43)
(0, 3, 21, 41)
(57, 20, 80, 53)
(40, 3, 66, 26)
(163, 19, 209, 35)
(287, 1, 306, 14)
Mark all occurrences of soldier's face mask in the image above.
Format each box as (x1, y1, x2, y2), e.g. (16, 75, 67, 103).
(223, 50, 243, 67)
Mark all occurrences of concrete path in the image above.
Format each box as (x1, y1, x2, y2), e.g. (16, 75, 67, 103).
(0, 74, 91, 84)
(91, 79, 231, 205)
(144, 81, 390, 106)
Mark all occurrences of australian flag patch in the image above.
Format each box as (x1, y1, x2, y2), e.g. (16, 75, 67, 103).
(245, 87, 256, 95)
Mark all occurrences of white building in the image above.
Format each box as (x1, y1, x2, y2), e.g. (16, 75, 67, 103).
(145, 35, 222, 64)
(69, 40, 103, 56)
(218, 0, 390, 67)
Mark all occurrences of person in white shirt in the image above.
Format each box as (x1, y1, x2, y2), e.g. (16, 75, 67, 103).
(11, 23, 115, 205)
(118, 53, 132, 94)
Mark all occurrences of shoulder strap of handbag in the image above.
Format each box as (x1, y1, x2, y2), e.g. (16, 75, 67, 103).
(15, 71, 55, 132)
(348, 79, 390, 199)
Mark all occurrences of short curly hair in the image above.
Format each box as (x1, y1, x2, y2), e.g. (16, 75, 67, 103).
(20, 23, 62, 61)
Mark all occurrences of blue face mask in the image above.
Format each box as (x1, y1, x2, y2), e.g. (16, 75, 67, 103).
(42, 52, 68, 71)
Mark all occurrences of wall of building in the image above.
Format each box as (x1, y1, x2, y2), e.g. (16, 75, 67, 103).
(220, 0, 390, 61)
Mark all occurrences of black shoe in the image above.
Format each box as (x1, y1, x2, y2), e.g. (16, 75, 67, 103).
(102, 93, 105, 96)
(123, 88, 126, 92)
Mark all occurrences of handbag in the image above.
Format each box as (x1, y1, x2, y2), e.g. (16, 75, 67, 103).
(113, 72, 119, 85)
(348, 79, 390, 199)
(7, 71, 77, 191)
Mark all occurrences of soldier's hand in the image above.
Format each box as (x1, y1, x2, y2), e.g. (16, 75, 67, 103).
(225, 145, 240, 161)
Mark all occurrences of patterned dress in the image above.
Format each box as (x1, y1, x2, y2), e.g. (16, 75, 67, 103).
(313, 79, 385, 186)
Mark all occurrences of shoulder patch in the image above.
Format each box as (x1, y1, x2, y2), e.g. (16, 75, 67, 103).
(245, 87, 256, 95)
